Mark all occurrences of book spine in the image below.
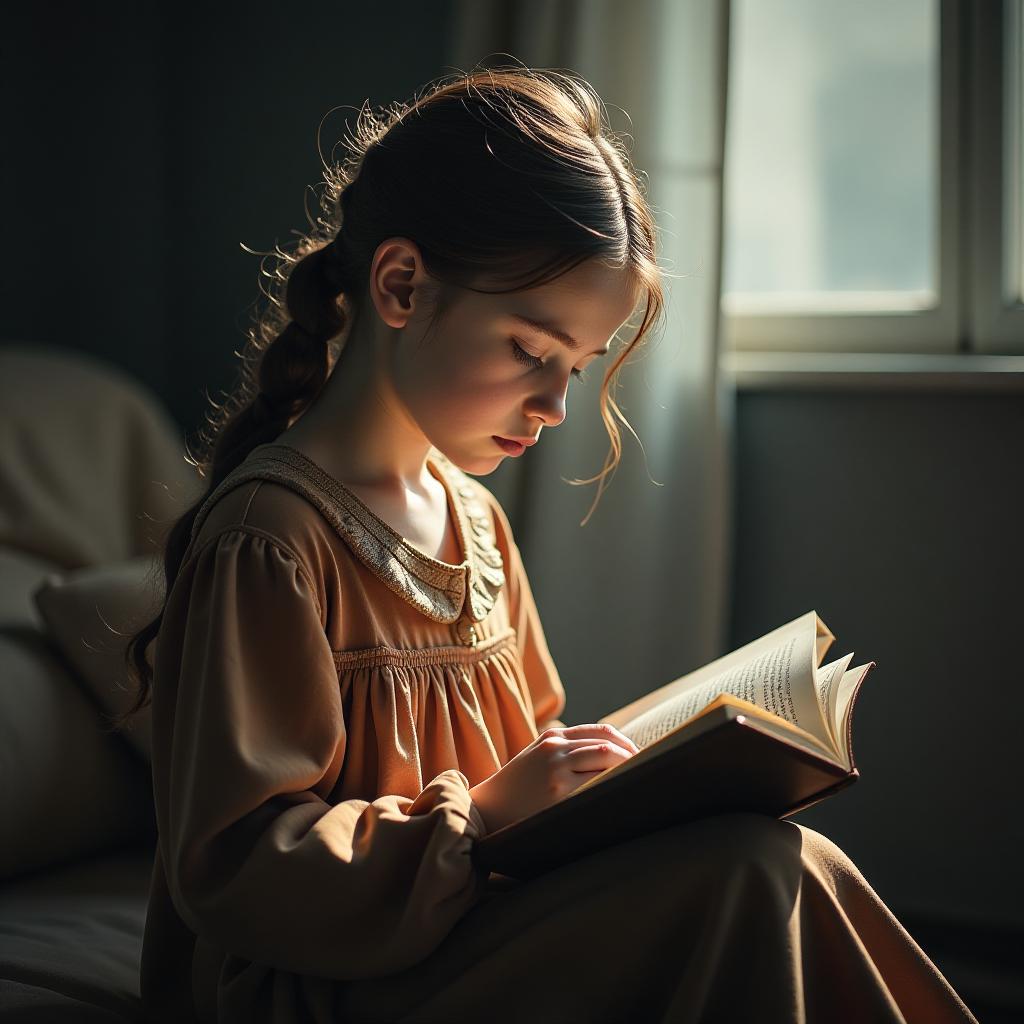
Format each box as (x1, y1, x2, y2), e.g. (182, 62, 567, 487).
(782, 769, 860, 818)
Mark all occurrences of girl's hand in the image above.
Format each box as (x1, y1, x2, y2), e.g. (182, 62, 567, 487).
(468, 724, 640, 834)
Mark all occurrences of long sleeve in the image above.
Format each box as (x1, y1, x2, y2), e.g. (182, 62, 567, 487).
(150, 528, 490, 981)
(486, 498, 567, 733)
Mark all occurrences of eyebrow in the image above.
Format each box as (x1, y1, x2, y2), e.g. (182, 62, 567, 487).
(510, 314, 611, 356)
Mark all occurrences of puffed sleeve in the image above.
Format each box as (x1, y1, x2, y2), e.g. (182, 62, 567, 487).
(150, 528, 490, 980)
(485, 496, 567, 732)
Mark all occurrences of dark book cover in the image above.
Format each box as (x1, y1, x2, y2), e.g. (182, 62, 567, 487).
(473, 697, 860, 880)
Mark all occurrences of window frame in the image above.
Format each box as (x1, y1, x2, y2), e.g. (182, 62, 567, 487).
(722, 0, 965, 357)
(970, 0, 1024, 354)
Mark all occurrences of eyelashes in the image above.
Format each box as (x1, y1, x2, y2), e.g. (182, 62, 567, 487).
(510, 339, 587, 381)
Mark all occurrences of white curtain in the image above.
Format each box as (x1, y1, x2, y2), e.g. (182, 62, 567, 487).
(446, 0, 735, 723)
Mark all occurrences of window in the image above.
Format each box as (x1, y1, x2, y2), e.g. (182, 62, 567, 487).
(722, 0, 1024, 360)
(971, 0, 1024, 352)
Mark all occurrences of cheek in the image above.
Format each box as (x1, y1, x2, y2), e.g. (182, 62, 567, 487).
(446, 377, 514, 427)
(408, 356, 519, 428)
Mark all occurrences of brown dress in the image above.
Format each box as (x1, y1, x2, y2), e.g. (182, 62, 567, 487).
(140, 442, 978, 1024)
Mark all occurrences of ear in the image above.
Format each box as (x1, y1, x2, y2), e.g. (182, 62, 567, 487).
(369, 237, 429, 330)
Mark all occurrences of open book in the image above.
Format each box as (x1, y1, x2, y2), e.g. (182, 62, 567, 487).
(473, 611, 875, 879)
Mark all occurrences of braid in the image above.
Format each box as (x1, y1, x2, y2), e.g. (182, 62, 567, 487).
(255, 323, 329, 420)
(320, 237, 350, 297)
(207, 235, 351, 480)
(115, 230, 352, 730)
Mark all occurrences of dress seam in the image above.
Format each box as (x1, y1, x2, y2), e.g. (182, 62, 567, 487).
(332, 626, 517, 669)
(186, 524, 325, 623)
(239, 479, 263, 524)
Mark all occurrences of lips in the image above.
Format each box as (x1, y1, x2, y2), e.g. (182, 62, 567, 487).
(493, 436, 527, 456)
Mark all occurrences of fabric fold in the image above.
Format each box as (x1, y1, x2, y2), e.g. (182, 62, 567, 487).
(486, 493, 567, 730)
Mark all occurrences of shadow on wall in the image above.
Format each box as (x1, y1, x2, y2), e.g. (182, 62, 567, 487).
(2, 1, 457, 437)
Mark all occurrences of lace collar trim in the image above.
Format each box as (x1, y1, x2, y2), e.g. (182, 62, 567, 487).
(189, 443, 505, 638)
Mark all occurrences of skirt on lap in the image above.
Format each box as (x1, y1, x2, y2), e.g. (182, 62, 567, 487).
(224, 813, 981, 1024)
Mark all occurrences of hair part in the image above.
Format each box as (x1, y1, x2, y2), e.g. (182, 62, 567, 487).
(117, 63, 664, 730)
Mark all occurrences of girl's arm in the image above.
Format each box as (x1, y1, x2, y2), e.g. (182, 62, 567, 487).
(150, 528, 489, 980)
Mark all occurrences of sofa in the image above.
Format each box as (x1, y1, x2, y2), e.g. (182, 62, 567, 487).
(0, 344, 202, 1020)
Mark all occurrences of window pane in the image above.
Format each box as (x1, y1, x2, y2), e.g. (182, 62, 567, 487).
(723, 0, 938, 313)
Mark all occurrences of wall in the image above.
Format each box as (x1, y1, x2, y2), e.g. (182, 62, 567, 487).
(4, 1, 455, 436)
(731, 386, 1024, 930)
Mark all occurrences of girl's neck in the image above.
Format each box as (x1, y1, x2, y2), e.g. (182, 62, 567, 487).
(275, 333, 434, 499)
(274, 424, 460, 563)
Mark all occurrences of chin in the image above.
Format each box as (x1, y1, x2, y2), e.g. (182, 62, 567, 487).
(462, 455, 505, 477)
(432, 443, 503, 476)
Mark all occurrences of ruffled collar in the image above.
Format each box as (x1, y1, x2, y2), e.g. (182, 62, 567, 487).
(188, 442, 505, 645)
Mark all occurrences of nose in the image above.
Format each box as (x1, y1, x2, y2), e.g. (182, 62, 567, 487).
(523, 373, 568, 428)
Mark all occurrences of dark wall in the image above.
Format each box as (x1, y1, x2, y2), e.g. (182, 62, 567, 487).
(731, 387, 1024, 930)
(4, 1, 455, 437)
(5, 5, 167, 398)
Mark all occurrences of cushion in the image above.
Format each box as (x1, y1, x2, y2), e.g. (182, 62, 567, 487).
(0, 629, 155, 881)
(33, 556, 163, 765)
(0, 344, 202, 569)
(0, 546, 64, 630)
(0, 984, 134, 1021)
(0, 847, 151, 1022)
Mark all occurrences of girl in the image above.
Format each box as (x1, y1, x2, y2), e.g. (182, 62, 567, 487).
(121, 67, 978, 1023)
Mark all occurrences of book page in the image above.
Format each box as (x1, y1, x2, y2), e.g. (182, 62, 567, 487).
(618, 624, 833, 752)
(600, 610, 832, 732)
(572, 692, 839, 798)
(833, 661, 875, 768)
(816, 652, 855, 751)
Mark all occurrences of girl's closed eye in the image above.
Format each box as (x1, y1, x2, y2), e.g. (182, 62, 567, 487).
(510, 338, 587, 380)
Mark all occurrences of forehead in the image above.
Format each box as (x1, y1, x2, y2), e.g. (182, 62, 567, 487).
(473, 260, 639, 340)
(531, 259, 638, 308)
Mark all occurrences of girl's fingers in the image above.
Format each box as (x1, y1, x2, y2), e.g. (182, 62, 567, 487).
(555, 723, 640, 754)
(564, 741, 636, 771)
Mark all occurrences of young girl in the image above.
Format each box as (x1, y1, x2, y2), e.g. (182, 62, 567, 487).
(122, 67, 978, 1023)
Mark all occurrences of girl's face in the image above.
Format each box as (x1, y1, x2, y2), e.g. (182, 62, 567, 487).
(391, 258, 639, 475)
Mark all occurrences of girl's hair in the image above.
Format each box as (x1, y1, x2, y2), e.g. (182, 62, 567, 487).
(117, 64, 664, 730)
